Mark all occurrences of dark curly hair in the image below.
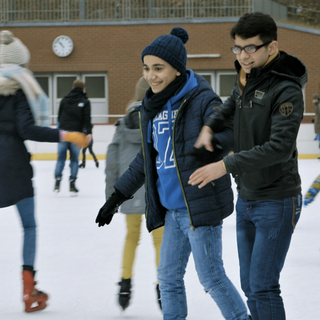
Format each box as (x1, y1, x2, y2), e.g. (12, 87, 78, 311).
(230, 12, 277, 43)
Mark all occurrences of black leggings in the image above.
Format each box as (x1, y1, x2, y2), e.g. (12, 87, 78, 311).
(82, 144, 96, 161)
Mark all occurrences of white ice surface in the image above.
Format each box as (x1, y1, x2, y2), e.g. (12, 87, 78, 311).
(1, 159, 320, 319)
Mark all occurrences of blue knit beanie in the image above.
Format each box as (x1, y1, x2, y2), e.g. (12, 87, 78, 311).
(141, 27, 189, 74)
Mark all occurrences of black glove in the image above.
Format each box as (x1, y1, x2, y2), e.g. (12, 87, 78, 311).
(95, 190, 129, 227)
(188, 138, 224, 164)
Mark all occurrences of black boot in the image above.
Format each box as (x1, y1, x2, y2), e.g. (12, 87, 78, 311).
(94, 159, 99, 168)
(54, 177, 61, 193)
(118, 278, 131, 310)
(69, 178, 79, 196)
(79, 161, 86, 168)
(156, 284, 162, 311)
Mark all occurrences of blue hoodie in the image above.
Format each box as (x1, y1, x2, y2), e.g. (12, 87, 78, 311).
(152, 70, 198, 210)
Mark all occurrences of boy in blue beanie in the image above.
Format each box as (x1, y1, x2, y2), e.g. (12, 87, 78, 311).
(96, 27, 251, 319)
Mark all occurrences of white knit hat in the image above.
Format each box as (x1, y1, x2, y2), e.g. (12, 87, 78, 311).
(0, 30, 30, 67)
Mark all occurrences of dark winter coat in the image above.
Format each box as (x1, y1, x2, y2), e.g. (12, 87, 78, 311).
(58, 87, 92, 134)
(206, 51, 308, 200)
(0, 77, 60, 208)
(114, 73, 234, 232)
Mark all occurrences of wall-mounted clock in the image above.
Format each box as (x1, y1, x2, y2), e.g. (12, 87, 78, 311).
(52, 35, 74, 57)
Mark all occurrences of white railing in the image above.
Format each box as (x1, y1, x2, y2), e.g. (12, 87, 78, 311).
(0, 0, 253, 23)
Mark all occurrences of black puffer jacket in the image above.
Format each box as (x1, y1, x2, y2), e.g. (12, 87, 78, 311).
(206, 51, 308, 200)
(58, 87, 92, 134)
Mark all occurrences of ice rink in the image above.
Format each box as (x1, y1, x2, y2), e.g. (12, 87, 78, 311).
(1, 159, 319, 319)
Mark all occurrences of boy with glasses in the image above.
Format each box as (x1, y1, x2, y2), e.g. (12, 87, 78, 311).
(189, 12, 307, 320)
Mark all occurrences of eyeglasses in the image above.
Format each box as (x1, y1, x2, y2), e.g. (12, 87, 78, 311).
(231, 41, 272, 54)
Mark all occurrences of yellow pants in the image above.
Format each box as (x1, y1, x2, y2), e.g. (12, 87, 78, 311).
(122, 214, 164, 280)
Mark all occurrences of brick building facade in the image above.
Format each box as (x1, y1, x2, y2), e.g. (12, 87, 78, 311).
(1, 21, 319, 123)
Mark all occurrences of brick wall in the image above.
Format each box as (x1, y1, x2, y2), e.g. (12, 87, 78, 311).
(2, 22, 319, 121)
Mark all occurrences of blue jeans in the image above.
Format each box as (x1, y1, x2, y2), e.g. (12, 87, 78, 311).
(236, 194, 302, 320)
(54, 141, 80, 180)
(158, 209, 250, 320)
(16, 197, 36, 267)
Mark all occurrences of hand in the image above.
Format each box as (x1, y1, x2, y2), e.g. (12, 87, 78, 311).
(95, 190, 130, 227)
(188, 160, 227, 189)
(61, 131, 90, 149)
(86, 134, 92, 146)
(95, 202, 118, 227)
(194, 126, 214, 151)
(189, 138, 223, 164)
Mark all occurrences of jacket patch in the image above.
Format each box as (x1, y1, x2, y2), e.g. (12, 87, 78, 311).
(78, 103, 84, 107)
(279, 102, 293, 117)
(254, 90, 265, 99)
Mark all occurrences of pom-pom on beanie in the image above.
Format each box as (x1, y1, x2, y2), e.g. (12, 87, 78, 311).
(0, 30, 30, 67)
(141, 27, 189, 74)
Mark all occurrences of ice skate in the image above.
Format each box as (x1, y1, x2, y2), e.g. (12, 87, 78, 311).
(79, 161, 86, 168)
(54, 177, 61, 193)
(118, 278, 131, 310)
(94, 158, 99, 168)
(22, 270, 48, 313)
(156, 283, 162, 310)
(70, 178, 79, 196)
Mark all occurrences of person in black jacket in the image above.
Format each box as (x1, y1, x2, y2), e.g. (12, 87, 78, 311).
(54, 80, 92, 195)
(96, 27, 251, 320)
(0, 30, 89, 313)
(189, 12, 307, 320)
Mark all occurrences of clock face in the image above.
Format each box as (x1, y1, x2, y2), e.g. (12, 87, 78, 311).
(52, 36, 74, 57)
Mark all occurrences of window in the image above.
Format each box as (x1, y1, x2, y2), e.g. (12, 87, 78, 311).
(57, 76, 77, 98)
(85, 76, 105, 98)
(195, 70, 237, 102)
(35, 76, 49, 96)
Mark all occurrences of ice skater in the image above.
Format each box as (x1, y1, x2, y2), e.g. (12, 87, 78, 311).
(304, 174, 320, 206)
(79, 124, 99, 168)
(96, 27, 251, 320)
(0, 30, 89, 313)
(54, 80, 92, 195)
(189, 12, 306, 319)
(105, 77, 163, 311)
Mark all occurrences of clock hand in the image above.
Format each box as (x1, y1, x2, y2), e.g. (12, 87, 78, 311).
(59, 41, 65, 48)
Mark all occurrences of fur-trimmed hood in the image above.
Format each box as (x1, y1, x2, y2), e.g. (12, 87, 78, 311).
(0, 75, 21, 96)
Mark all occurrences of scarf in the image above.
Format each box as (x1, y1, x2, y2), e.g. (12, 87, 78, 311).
(0, 64, 50, 126)
(143, 74, 187, 120)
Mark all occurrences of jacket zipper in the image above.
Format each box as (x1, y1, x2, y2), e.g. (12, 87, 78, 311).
(172, 99, 195, 230)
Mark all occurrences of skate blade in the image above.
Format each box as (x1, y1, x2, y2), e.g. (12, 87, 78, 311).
(25, 301, 47, 313)
(70, 192, 78, 197)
